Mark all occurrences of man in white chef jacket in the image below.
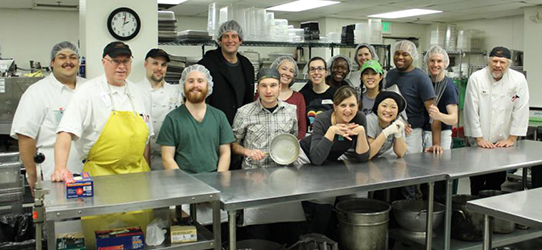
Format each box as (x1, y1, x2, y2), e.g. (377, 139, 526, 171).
(136, 48, 181, 170)
(464, 46, 529, 195)
(11, 41, 85, 194)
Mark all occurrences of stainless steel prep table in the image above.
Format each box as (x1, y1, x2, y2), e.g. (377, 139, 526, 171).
(194, 157, 448, 250)
(43, 170, 222, 250)
(391, 140, 542, 250)
(467, 188, 542, 250)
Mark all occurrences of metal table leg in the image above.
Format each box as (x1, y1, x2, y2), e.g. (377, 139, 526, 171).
(212, 201, 221, 250)
(425, 181, 434, 250)
(522, 167, 528, 190)
(483, 214, 493, 250)
(229, 210, 237, 250)
(190, 203, 197, 222)
(444, 179, 453, 250)
(46, 220, 55, 250)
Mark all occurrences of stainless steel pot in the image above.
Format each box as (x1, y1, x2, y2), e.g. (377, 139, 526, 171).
(478, 190, 515, 234)
(391, 200, 446, 233)
(223, 239, 286, 250)
(451, 195, 484, 241)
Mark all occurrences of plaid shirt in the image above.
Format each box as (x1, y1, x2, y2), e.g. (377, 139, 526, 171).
(233, 99, 298, 169)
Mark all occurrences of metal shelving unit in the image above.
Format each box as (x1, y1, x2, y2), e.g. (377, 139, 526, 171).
(159, 39, 392, 70)
(42, 170, 222, 250)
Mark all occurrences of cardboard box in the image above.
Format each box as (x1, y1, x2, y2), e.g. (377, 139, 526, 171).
(170, 225, 197, 244)
(65, 172, 93, 199)
(56, 232, 85, 250)
(95, 227, 145, 250)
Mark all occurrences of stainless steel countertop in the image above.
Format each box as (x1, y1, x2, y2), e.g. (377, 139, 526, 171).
(43, 170, 219, 220)
(399, 140, 542, 179)
(467, 188, 542, 229)
(194, 157, 447, 211)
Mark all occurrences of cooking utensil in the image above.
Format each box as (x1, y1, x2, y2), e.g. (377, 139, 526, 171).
(478, 190, 515, 234)
(451, 194, 484, 241)
(268, 134, 300, 165)
(392, 200, 446, 233)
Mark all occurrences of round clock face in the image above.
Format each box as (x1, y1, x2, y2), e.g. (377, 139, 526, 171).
(107, 7, 141, 41)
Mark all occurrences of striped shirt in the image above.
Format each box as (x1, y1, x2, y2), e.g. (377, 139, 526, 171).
(233, 99, 298, 169)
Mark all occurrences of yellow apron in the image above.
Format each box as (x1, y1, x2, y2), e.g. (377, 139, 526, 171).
(81, 83, 153, 249)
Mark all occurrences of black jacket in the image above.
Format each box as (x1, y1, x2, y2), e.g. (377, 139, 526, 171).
(198, 48, 255, 125)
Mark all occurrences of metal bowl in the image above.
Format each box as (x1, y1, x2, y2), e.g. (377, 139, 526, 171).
(392, 200, 446, 232)
(269, 134, 300, 165)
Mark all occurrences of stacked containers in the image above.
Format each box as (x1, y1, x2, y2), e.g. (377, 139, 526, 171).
(457, 30, 473, 51)
(445, 24, 457, 51)
(207, 3, 218, 39)
(354, 22, 369, 44)
(368, 19, 382, 44)
(430, 23, 446, 47)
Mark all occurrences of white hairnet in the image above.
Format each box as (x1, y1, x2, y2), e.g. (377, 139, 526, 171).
(270, 56, 299, 78)
(354, 43, 379, 66)
(328, 54, 352, 79)
(394, 40, 418, 61)
(50, 41, 79, 61)
(179, 64, 214, 98)
(424, 45, 450, 72)
(217, 20, 244, 42)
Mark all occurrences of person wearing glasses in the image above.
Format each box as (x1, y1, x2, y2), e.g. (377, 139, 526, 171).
(51, 41, 154, 247)
(52, 41, 153, 180)
(300, 57, 337, 134)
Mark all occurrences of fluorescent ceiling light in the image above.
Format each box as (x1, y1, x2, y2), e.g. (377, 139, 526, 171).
(267, 0, 340, 12)
(368, 9, 442, 19)
(158, 0, 188, 4)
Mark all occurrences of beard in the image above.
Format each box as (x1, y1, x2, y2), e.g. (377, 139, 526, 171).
(185, 86, 208, 103)
(491, 70, 504, 80)
(150, 74, 164, 83)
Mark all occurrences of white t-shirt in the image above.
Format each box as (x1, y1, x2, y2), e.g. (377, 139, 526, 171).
(57, 74, 153, 159)
(11, 74, 85, 179)
(135, 78, 181, 156)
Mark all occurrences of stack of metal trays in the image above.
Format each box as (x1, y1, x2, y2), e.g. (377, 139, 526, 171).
(158, 11, 177, 42)
(165, 54, 187, 84)
(0, 152, 22, 206)
(240, 50, 261, 79)
(177, 30, 212, 41)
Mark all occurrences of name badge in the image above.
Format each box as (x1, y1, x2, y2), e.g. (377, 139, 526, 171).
(322, 99, 333, 105)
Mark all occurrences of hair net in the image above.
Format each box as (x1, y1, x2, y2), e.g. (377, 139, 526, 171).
(328, 54, 352, 79)
(424, 45, 450, 72)
(50, 41, 79, 61)
(180, 64, 214, 98)
(270, 56, 299, 78)
(394, 40, 418, 61)
(354, 43, 379, 67)
(217, 20, 244, 42)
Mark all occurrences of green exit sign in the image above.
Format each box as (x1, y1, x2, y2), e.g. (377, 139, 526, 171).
(382, 22, 391, 34)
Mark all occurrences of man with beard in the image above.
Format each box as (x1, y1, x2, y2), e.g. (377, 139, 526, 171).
(11, 41, 85, 194)
(464, 46, 529, 195)
(157, 65, 235, 173)
(385, 40, 441, 154)
(137, 48, 181, 170)
(232, 68, 298, 169)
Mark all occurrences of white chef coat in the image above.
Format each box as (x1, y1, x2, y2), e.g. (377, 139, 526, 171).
(464, 67, 529, 143)
(136, 78, 181, 169)
(10, 74, 85, 180)
(57, 74, 153, 159)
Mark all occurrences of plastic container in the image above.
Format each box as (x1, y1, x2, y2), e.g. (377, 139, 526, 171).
(430, 23, 446, 47)
(457, 30, 472, 51)
(354, 23, 369, 44)
(445, 24, 457, 51)
(288, 28, 305, 42)
(368, 19, 382, 44)
(328, 32, 341, 43)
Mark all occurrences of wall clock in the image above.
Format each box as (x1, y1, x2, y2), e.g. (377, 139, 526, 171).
(107, 7, 141, 41)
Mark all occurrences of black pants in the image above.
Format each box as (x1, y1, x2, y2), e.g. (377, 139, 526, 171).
(469, 171, 507, 196)
(301, 201, 337, 240)
(532, 166, 542, 189)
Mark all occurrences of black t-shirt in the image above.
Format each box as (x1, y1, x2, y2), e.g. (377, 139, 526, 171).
(423, 77, 459, 131)
(226, 60, 246, 107)
(300, 85, 337, 133)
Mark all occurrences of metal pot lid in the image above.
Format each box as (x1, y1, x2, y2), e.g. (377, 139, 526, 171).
(269, 133, 300, 165)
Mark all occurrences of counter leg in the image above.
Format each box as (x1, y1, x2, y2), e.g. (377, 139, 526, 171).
(483, 215, 493, 250)
(522, 167, 528, 190)
(425, 181, 434, 250)
(46, 220, 55, 250)
(444, 179, 453, 250)
(212, 201, 221, 250)
(190, 203, 197, 222)
(229, 210, 237, 250)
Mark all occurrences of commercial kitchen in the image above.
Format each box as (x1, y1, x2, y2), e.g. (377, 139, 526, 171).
(1, 0, 542, 250)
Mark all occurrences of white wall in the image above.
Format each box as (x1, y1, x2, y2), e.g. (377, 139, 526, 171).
(0, 9, 79, 70)
(524, 7, 542, 108)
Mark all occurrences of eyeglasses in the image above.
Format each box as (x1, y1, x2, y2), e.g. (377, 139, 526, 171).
(309, 67, 325, 73)
(104, 58, 132, 67)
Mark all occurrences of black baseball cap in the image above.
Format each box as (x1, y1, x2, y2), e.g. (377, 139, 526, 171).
(102, 41, 132, 58)
(145, 48, 170, 62)
(489, 46, 511, 59)
(372, 89, 407, 115)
